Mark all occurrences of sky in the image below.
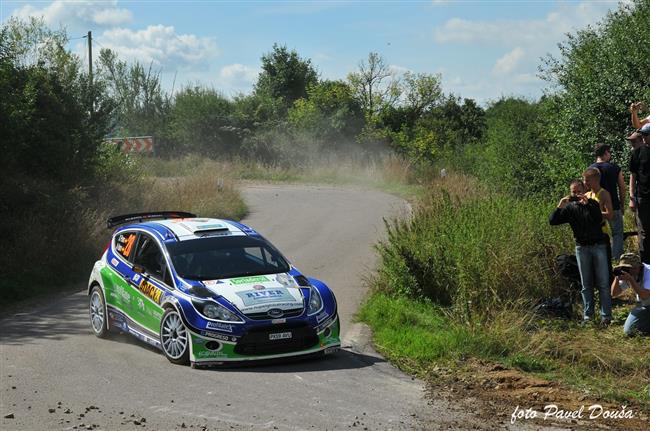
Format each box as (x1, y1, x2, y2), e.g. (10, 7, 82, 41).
(0, 0, 627, 103)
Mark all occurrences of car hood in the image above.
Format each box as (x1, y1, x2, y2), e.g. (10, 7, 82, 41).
(201, 274, 304, 314)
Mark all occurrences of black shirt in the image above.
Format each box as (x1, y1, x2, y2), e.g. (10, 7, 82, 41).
(629, 146, 650, 200)
(549, 199, 607, 246)
(590, 162, 621, 210)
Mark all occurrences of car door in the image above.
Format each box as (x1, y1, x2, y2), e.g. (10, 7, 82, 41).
(108, 230, 139, 317)
(130, 233, 172, 334)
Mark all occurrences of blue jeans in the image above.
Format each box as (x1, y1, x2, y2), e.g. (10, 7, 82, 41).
(623, 305, 650, 336)
(609, 210, 624, 260)
(575, 243, 612, 320)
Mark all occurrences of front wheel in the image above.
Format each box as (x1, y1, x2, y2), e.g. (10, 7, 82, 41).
(89, 286, 109, 338)
(160, 308, 190, 365)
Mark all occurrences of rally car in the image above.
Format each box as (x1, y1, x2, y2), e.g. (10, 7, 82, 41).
(87, 211, 340, 367)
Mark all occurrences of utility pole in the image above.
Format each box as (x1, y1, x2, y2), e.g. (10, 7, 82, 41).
(87, 30, 93, 86)
(87, 30, 93, 112)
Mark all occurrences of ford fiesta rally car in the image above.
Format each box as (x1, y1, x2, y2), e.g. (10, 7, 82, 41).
(88, 211, 340, 367)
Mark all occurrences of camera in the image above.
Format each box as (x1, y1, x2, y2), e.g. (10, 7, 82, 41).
(613, 267, 628, 277)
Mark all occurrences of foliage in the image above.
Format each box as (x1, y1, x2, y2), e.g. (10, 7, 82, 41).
(0, 17, 114, 183)
(288, 80, 364, 143)
(97, 49, 172, 152)
(170, 86, 240, 155)
(347, 52, 401, 119)
(387, 96, 486, 165)
(539, 0, 650, 192)
(469, 97, 552, 196)
(374, 181, 572, 314)
(255, 43, 318, 115)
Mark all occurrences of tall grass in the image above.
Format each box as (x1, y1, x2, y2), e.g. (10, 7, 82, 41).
(374, 182, 573, 316)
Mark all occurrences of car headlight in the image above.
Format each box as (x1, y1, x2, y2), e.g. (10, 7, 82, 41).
(307, 287, 323, 315)
(194, 300, 242, 322)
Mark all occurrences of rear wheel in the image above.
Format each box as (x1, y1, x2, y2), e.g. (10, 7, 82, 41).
(160, 308, 190, 365)
(89, 286, 109, 338)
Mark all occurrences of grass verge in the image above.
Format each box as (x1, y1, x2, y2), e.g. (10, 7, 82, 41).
(358, 293, 650, 409)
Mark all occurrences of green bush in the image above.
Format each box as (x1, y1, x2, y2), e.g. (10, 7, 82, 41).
(375, 187, 573, 315)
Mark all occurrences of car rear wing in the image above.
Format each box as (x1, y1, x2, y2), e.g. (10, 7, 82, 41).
(107, 211, 197, 229)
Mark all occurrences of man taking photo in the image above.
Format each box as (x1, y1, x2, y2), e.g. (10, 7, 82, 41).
(550, 180, 611, 325)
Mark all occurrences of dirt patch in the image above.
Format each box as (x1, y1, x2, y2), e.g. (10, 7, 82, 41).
(424, 359, 649, 430)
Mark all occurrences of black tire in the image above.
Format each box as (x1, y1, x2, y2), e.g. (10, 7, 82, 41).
(160, 308, 190, 365)
(89, 286, 109, 338)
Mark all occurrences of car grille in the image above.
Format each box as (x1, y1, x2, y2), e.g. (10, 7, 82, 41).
(244, 307, 304, 320)
(234, 323, 318, 356)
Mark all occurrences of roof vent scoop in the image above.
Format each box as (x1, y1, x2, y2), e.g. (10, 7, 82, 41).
(294, 275, 311, 287)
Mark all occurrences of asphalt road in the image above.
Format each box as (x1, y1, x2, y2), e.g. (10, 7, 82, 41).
(1, 183, 463, 431)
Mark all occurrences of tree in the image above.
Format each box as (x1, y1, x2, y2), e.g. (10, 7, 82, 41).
(170, 86, 239, 155)
(288, 80, 364, 142)
(347, 52, 401, 119)
(539, 0, 650, 190)
(402, 72, 443, 117)
(0, 17, 113, 183)
(254, 44, 318, 114)
(97, 49, 171, 143)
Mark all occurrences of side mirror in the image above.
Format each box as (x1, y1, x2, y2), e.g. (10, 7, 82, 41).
(132, 264, 145, 274)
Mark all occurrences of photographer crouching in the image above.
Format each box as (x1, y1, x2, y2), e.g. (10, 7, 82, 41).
(611, 253, 650, 336)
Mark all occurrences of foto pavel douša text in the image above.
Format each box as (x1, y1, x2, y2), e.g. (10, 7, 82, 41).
(511, 404, 634, 424)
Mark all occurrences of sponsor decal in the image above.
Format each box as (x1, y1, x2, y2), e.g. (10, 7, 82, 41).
(113, 285, 131, 303)
(244, 302, 298, 312)
(110, 257, 119, 267)
(133, 274, 141, 282)
(316, 311, 329, 323)
(205, 321, 233, 332)
(236, 288, 294, 306)
(137, 298, 145, 311)
(275, 273, 297, 287)
(252, 284, 265, 290)
(201, 331, 230, 341)
(230, 275, 270, 285)
(203, 280, 224, 286)
(137, 279, 163, 304)
(324, 347, 339, 355)
(148, 309, 163, 320)
(196, 350, 227, 358)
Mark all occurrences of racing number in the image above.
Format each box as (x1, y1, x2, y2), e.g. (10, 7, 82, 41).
(115, 233, 136, 258)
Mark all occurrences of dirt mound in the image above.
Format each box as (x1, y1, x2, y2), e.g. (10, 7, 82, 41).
(424, 359, 649, 430)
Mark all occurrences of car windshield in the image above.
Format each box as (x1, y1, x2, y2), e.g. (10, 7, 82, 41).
(166, 235, 290, 281)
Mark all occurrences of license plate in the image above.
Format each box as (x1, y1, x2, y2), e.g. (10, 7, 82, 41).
(269, 331, 292, 340)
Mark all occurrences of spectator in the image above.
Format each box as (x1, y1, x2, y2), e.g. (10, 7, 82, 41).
(550, 180, 611, 324)
(611, 253, 650, 336)
(630, 102, 650, 130)
(629, 129, 650, 263)
(641, 123, 650, 146)
(627, 130, 645, 214)
(590, 144, 625, 259)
